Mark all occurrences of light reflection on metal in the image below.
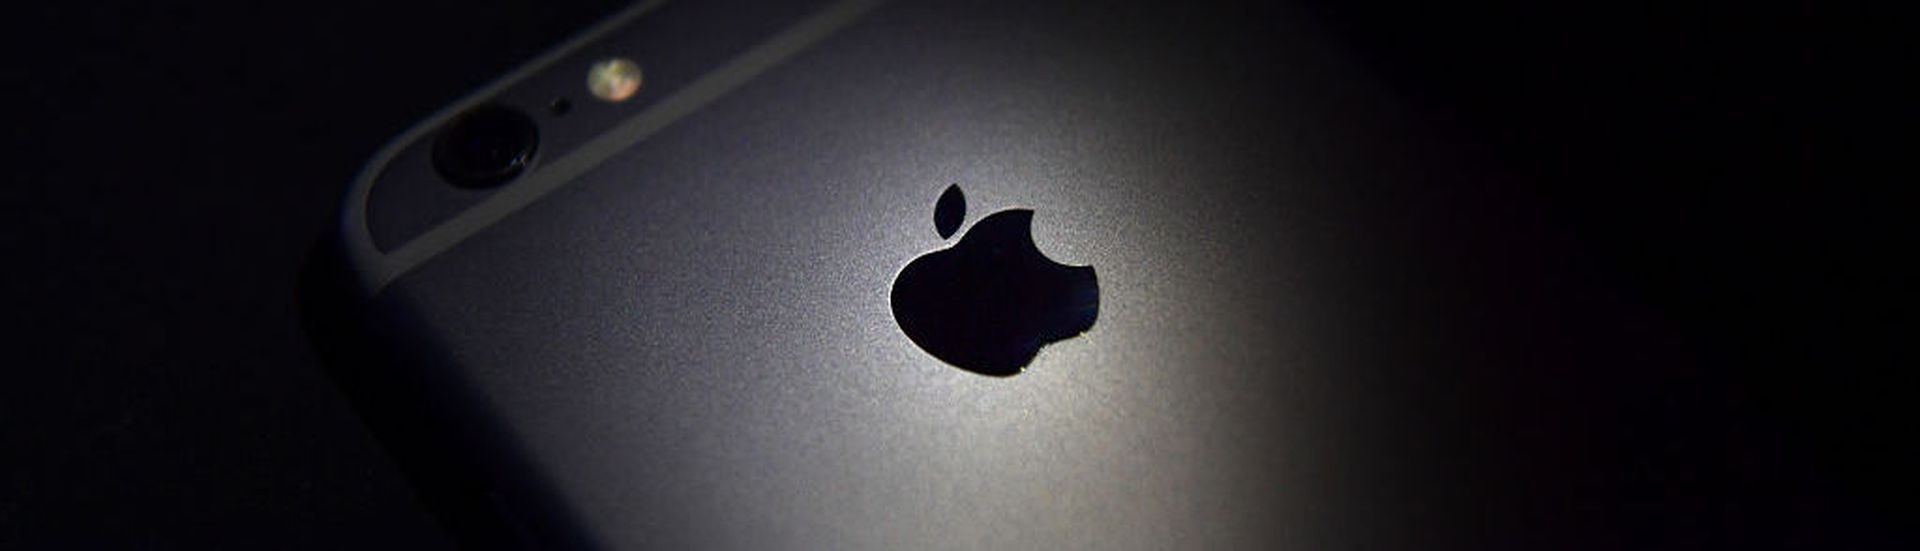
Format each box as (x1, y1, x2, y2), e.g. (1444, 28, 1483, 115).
(588, 58, 644, 102)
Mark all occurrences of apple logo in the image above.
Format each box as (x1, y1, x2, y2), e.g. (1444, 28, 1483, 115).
(889, 184, 1099, 376)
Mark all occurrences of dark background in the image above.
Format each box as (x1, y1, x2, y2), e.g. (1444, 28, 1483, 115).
(2, 0, 1906, 547)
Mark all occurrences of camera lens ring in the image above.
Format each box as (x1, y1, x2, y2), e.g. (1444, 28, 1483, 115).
(432, 104, 539, 189)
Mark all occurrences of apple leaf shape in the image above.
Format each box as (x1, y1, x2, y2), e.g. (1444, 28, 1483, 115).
(891, 209, 1099, 376)
(934, 184, 964, 239)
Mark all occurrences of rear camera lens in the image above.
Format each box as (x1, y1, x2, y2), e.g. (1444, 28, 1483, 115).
(432, 104, 539, 189)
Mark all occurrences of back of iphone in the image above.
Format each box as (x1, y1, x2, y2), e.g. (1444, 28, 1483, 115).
(317, 0, 1480, 548)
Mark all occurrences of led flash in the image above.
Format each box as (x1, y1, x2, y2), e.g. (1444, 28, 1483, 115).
(588, 58, 643, 102)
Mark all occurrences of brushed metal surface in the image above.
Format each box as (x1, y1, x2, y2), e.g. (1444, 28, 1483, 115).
(364, 0, 1446, 548)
